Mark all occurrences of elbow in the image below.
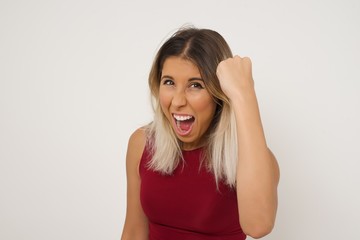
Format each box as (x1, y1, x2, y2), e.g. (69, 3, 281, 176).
(242, 220, 274, 239)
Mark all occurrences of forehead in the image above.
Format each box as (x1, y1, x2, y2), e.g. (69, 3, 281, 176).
(162, 56, 201, 77)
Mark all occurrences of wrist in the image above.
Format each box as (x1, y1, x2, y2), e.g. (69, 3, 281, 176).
(227, 87, 257, 105)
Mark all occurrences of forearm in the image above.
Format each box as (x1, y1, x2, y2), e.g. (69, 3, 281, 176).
(232, 88, 279, 237)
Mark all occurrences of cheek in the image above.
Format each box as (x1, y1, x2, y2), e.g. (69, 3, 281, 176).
(159, 90, 171, 112)
(193, 96, 216, 115)
(192, 104, 216, 131)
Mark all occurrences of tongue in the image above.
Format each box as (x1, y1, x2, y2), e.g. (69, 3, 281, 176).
(178, 119, 193, 132)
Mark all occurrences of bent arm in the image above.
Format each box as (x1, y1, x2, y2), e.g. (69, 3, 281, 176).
(217, 56, 280, 238)
(233, 89, 279, 239)
(121, 128, 149, 240)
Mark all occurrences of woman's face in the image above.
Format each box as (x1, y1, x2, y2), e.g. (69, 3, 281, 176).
(159, 56, 216, 150)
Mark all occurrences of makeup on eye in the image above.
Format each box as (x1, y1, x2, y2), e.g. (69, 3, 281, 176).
(189, 81, 204, 89)
(160, 76, 205, 89)
(162, 79, 174, 85)
(161, 75, 174, 86)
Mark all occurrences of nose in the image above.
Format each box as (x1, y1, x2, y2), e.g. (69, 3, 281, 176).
(171, 90, 187, 108)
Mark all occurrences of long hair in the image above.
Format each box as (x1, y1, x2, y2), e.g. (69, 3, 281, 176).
(145, 26, 238, 188)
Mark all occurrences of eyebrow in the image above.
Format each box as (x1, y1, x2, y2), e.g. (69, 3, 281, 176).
(161, 75, 204, 81)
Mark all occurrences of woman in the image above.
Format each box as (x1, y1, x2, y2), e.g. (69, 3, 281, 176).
(121, 27, 280, 240)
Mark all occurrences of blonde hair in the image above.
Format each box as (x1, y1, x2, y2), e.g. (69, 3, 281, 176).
(145, 27, 238, 188)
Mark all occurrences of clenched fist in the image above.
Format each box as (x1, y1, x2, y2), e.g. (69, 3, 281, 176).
(216, 55, 255, 101)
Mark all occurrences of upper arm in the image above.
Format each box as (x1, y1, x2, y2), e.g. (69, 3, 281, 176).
(121, 128, 149, 240)
(269, 148, 280, 186)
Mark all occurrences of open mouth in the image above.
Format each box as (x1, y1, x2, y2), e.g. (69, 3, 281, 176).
(172, 113, 195, 135)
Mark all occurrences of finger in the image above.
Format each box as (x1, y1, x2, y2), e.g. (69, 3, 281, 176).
(234, 55, 242, 60)
(242, 56, 252, 64)
(242, 56, 252, 71)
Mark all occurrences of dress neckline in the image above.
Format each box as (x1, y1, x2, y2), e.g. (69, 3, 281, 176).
(181, 146, 203, 153)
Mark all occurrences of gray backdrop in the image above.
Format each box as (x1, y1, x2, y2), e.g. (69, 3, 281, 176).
(1, 0, 359, 239)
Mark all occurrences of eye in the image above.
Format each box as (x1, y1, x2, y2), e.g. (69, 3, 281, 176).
(162, 79, 174, 85)
(189, 82, 204, 89)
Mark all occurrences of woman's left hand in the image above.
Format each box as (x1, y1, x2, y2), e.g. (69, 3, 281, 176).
(216, 55, 255, 100)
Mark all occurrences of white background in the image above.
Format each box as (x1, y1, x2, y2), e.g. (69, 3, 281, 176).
(1, 0, 359, 239)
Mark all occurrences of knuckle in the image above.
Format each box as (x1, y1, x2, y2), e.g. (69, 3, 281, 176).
(243, 56, 252, 63)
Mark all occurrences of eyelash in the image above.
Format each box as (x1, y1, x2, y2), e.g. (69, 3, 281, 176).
(162, 79, 174, 85)
(190, 82, 204, 89)
(161, 79, 204, 89)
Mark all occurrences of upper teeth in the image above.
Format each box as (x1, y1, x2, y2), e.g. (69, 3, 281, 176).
(173, 114, 193, 121)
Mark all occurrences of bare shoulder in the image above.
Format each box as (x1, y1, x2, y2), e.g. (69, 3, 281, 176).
(126, 127, 147, 167)
(128, 127, 146, 146)
(122, 127, 149, 239)
(128, 127, 146, 151)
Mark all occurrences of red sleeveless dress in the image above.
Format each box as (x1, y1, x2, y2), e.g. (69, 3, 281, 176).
(140, 146, 246, 240)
